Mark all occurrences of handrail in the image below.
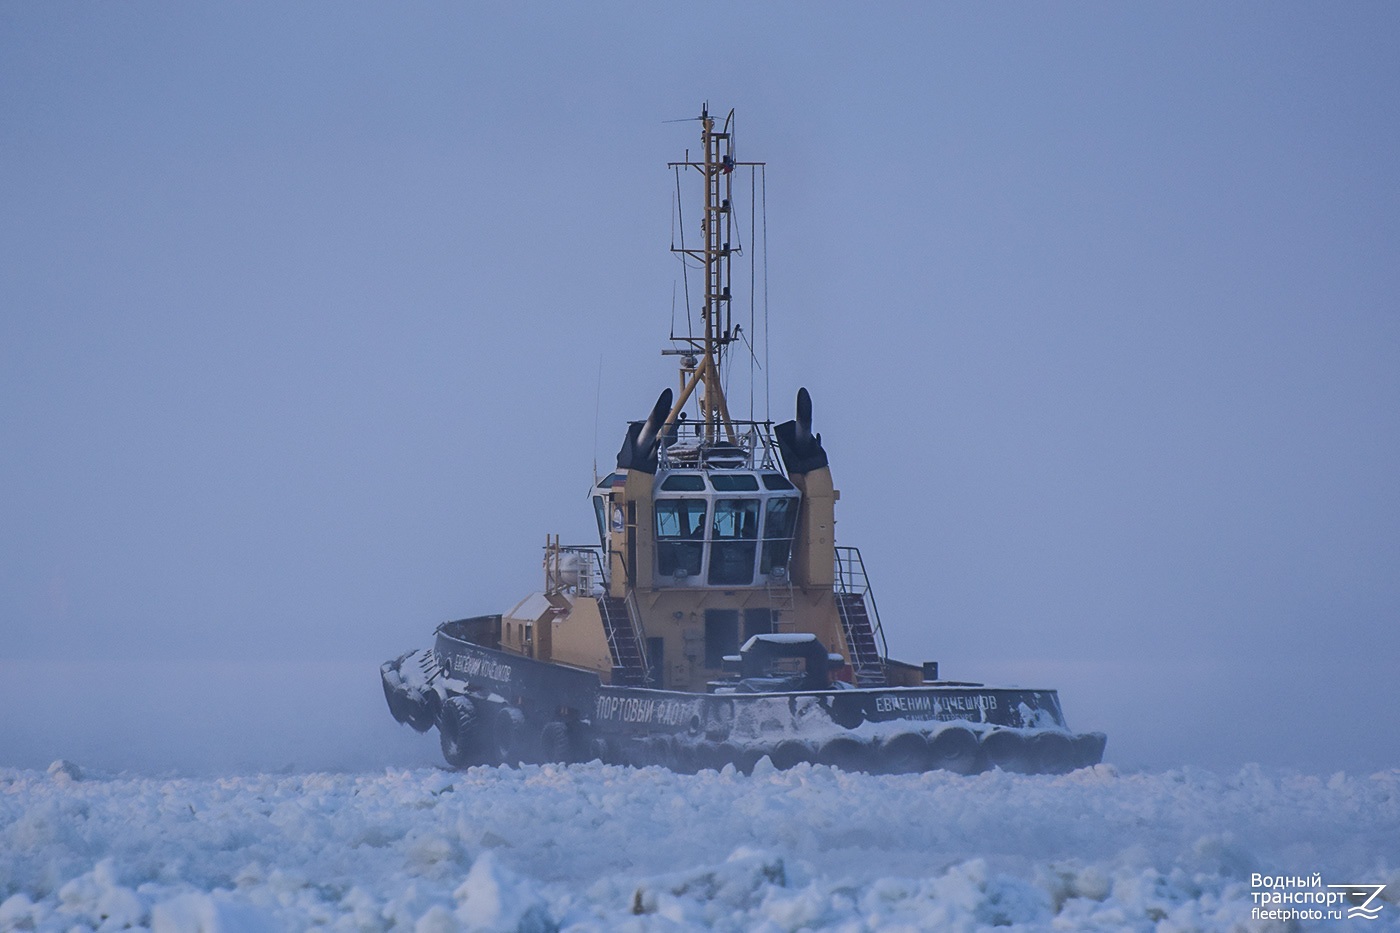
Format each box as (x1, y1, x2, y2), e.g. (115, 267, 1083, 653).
(594, 592, 633, 680)
(544, 543, 609, 597)
(623, 588, 651, 684)
(658, 419, 783, 472)
(833, 546, 889, 660)
(591, 579, 652, 687)
(549, 541, 651, 685)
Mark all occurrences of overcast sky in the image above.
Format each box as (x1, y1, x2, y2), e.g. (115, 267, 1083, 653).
(2, 3, 1397, 774)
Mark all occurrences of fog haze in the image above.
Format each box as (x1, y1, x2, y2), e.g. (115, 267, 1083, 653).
(2, 3, 1397, 774)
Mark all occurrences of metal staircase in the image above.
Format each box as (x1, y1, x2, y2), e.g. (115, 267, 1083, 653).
(835, 592, 885, 686)
(834, 547, 888, 687)
(596, 593, 650, 686)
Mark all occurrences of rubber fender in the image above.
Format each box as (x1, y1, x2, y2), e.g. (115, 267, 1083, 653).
(715, 742, 761, 775)
(584, 736, 610, 765)
(438, 696, 488, 769)
(408, 686, 440, 734)
(878, 731, 935, 775)
(539, 720, 572, 764)
(379, 662, 410, 724)
(815, 735, 871, 772)
(381, 657, 439, 733)
(980, 729, 1033, 774)
(641, 735, 677, 769)
(928, 726, 982, 775)
(769, 738, 813, 771)
(671, 740, 705, 774)
(1072, 732, 1108, 770)
(1031, 732, 1075, 775)
(591, 736, 622, 766)
(689, 740, 726, 773)
(494, 706, 525, 766)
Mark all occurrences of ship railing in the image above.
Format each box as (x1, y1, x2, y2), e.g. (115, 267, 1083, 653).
(544, 541, 610, 597)
(833, 546, 890, 661)
(658, 419, 783, 472)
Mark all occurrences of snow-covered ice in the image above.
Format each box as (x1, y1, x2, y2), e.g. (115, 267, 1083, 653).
(2, 760, 1397, 931)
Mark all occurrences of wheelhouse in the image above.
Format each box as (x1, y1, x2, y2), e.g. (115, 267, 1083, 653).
(590, 465, 800, 590)
(651, 468, 799, 588)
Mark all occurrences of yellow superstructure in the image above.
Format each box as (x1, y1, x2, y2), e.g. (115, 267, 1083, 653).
(485, 105, 895, 693)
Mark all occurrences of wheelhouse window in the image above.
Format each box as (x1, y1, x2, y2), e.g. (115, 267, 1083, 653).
(661, 473, 706, 492)
(592, 495, 607, 547)
(760, 496, 799, 574)
(761, 473, 795, 490)
(709, 498, 760, 585)
(655, 498, 706, 578)
(652, 468, 802, 588)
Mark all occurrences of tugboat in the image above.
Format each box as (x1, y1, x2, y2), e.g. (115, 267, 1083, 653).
(381, 106, 1106, 775)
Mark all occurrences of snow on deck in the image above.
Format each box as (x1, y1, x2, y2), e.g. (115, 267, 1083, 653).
(2, 761, 1398, 931)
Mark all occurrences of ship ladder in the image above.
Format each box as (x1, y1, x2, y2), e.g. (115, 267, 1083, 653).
(765, 573, 798, 633)
(835, 592, 886, 687)
(596, 593, 650, 686)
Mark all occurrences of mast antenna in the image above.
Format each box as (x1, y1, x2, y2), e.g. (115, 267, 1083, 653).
(592, 353, 603, 482)
(664, 105, 764, 444)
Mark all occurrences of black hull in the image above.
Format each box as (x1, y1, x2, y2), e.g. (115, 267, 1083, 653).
(381, 621, 1106, 775)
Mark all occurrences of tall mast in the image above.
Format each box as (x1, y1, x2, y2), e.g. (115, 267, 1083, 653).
(665, 105, 762, 445)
